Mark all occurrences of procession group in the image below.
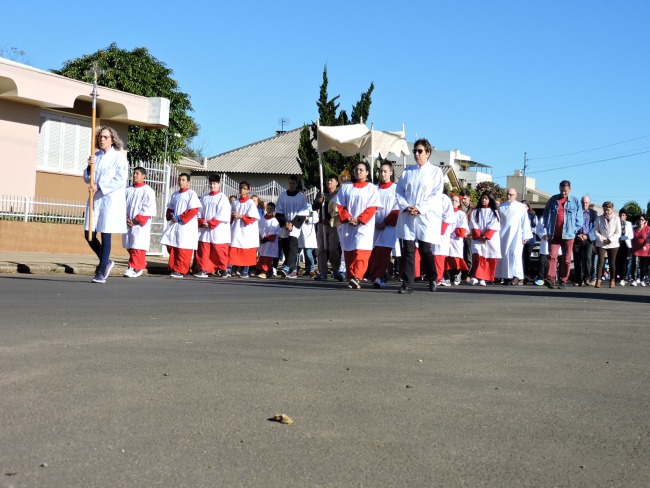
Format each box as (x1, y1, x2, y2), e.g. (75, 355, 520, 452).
(84, 126, 650, 291)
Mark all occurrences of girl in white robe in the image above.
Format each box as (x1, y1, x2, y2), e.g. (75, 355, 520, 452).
(432, 193, 457, 286)
(469, 191, 501, 285)
(369, 162, 399, 288)
(229, 181, 260, 278)
(446, 194, 470, 285)
(257, 202, 280, 279)
(335, 162, 382, 289)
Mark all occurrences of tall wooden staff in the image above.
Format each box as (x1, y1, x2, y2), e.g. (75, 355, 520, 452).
(86, 62, 103, 241)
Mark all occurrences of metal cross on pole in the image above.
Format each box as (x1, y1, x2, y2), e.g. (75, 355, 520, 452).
(85, 61, 104, 241)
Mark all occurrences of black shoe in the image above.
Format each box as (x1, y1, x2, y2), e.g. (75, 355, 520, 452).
(556, 283, 567, 290)
(398, 285, 414, 294)
(544, 279, 555, 289)
(428, 280, 437, 292)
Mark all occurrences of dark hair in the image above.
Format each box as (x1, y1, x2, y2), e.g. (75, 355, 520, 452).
(208, 174, 221, 184)
(380, 161, 395, 182)
(267, 201, 276, 209)
(473, 191, 500, 223)
(239, 181, 250, 190)
(602, 201, 614, 210)
(179, 172, 190, 181)
(559, 180, 571, 189)
(133, 166, 146, 176)
(288, 174, 300, 183)
(459, 189, 471, 197)
(619, 207, 627, 216)
(638, 213, 647, 223)
(413, 138, 432, 154)
(521, 199, 534, 214)
(352, 161, 371, 183)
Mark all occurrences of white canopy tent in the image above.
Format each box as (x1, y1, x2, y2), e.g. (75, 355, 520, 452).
(316, 123, 410, 191)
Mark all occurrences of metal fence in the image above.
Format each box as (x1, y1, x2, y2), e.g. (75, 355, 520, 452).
(0, 195, 85, 224)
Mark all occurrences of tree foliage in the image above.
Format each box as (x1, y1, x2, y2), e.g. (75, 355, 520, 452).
(447, 181, 507, 205)
(622, 200, 642, 220)
(52, 43, 198, 164)
(297, 65, 374, 188)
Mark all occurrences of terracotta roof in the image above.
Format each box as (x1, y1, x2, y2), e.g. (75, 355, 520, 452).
(204, 128, 304, 175)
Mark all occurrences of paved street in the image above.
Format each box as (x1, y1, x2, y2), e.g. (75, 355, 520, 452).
(1, 274, 649, 487)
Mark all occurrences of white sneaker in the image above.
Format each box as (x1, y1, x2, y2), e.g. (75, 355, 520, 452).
(440, 279, 452, 287)
(132, 269, 143, 278)
(469, 277, 479, 286)
(479, 280, 487, 286)
(631, 279, 638, 287)
(453, 273, 461, 286)
(123, 267, 135, 277)
(194, 270, 209, 278)
(619, 280, 626, 287)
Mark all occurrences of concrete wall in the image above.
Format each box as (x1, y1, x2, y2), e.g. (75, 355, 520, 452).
(36, 172, 87, 201)
(0, 99, 39, 197)
(0, 221, 127, 256)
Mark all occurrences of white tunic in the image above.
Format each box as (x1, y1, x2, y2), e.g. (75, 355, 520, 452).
(198, 192, 231, 244)
(259, 215, 280, 258)
(122, 183, 157, 251)
(299, 210, 319, 248)
(335, 182, 382, 252)
(373, 182, 399, 249)
(230, 197, 260, 249)
(83, 147, 128, 233)
(496, 200, 534, 279)
(275, 191, 310, 239)
(432, 194, 457, 256)
(469, 207, 502, 259)
(160, 189, 202, 250)
(448, 209, 469, 259)
(395, 162, 444, 244)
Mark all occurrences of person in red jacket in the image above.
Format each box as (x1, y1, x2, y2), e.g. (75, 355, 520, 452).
(630, 214, 650, 286)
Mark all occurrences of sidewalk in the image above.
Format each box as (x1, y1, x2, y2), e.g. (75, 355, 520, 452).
(0, 252, 169, 276)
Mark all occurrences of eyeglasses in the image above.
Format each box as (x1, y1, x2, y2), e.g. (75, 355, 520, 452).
(413, 148, 425, 155)
(99, 135, 112, 139)
(507, 193, 516, 196)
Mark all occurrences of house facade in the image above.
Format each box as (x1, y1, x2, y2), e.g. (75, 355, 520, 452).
(0, 57, 169, 200)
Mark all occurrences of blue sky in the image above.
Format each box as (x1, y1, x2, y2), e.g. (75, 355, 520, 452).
(3, 0, 649, 210)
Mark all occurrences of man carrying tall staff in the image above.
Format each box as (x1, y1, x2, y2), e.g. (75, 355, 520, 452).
(395, 138, 444, 294)
(84, 126, 128, 283)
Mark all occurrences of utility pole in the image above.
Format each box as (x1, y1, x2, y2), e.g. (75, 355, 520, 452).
(522, 152, 528, 200)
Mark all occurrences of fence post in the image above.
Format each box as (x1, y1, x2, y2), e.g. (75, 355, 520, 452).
(23, 196, 29, 222)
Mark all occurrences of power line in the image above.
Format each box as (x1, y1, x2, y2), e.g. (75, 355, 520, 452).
(528, 133, 650, 161)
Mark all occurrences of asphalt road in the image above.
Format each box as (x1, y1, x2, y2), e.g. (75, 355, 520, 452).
(1, 274, 649, 488)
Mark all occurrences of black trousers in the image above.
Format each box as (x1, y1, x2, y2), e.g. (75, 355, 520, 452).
(573, 238, 594, 283)
(280, 236, 299, 272)
(401, 239, 436, 288)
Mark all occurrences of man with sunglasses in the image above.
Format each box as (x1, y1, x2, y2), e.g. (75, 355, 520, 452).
(395, 138, 444, 294)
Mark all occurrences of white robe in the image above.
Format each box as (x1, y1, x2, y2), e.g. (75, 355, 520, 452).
(259, 215, 280, 258)
(432, 195, 457, 256)
(448, 209, 469, 259)
(122, 183, 157, 251)
(83, 147, 128, 234)
(395, 162, 444, 244)
(335, 182, 382, 252)
(198, 192, 231, 244)
(275, 191, 310, 239)
(496, 200, 534, 279)
(160, 189, 202, 250)
(373, 182, 399, 249)
(470, 207, 501, 259)
(299, 210, 319, 249)
(230, 198, 260, 249)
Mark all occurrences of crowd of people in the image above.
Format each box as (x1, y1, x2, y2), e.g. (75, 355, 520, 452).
(84, 126, 650, 290)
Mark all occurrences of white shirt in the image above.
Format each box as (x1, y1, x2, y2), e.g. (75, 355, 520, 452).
(198, 192, 232, 244)
(373, 182, 399, 249)
(395, 162, 444, 243)
(275, 191, 310, 238)
(122, 183, 157, 251)
(83, 147, 128, 234)
(160, 189, 202, 250)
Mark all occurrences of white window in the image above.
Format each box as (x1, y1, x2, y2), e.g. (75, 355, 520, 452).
(37, 112, 92, 175)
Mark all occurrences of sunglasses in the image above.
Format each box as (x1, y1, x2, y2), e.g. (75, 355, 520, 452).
(413, 148, 426, 155)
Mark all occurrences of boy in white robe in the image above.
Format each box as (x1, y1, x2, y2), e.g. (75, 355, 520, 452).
(229, 181, 260, 278)
(122, 166, 157, 278)
(369, 162, 399, 289)
(194, 174, 231, 278)
(160, 173, 202, 278)
(469, 191, 501, 286)
(446, 194, 470, 285)
(432, 193, 458, 286)
(257, 202, 280, 279)
(275, 175, 309, 279)
(298, 209, 319, 277)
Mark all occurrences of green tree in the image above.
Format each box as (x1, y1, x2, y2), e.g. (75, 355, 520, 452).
(297, 65, 374, 188)
(622, 200, 642, 220)
(52, 43, 198, 164)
